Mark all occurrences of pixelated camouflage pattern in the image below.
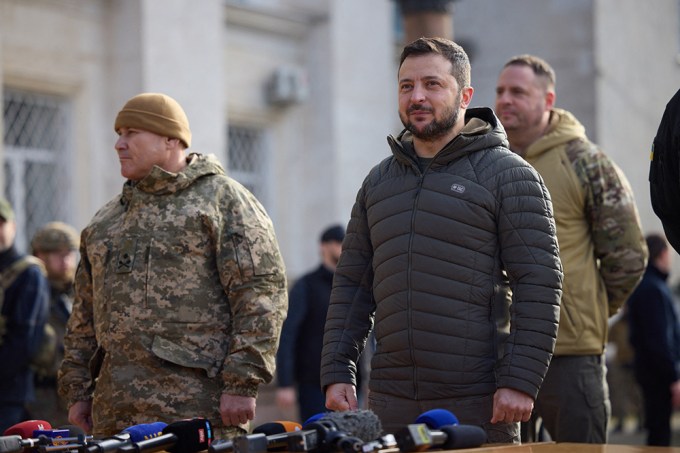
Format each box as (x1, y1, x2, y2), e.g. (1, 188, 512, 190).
(523, 109, 647, 355)
(58, 153, 287, 436)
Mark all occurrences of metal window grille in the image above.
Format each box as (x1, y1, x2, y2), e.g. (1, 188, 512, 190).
(3, 88, 72, 252)
(227, 125, 267, 205)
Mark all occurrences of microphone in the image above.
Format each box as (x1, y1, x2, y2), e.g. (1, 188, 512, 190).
(301, 413, 328, 428)
(117, 418, 213, 453)
(252, 421, 302, 436)
(3, 420, 52, 437)
(208, 420, 303, 453)
(292, 410, 383, 453)
(122, 422, 168, 442)
(414, 409, 458, 429)
(394, 423, 487, 451)
(252, 421, 302, 452)
(80, 422, 170, 453)
(315, 410, 382, 443)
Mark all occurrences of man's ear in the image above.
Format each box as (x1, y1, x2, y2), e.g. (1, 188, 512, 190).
(460, 86, 474, 109)
(545, 90, 556, 110)
(166, 137, 181, 149)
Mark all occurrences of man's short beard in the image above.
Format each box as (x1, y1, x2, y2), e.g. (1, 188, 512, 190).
(401, 92, 462, 142)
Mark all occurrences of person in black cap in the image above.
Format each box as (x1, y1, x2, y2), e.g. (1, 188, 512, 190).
(0, 198, 50, 432)
(276, 224, 361, 422)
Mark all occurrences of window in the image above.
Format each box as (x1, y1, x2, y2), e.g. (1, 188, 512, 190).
(227, 125, 268, 206)
(3, 88, 72, 252)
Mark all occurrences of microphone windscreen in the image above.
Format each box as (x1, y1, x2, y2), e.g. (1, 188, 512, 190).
(302, 412, 328, 427)
(163, 418, 213, 453)
(121, 421, 168, 442)
(58, 424, 87, 437)
(415, 409, 459, 428)
(3, 420, 52, 437)
(439, 424, 487, 450)
(320, 410, 382, 442)
(252, 421, 301, 435)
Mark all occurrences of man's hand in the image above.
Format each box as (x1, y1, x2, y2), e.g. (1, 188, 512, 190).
(220, 394, 256, 427)
(491, 388, 534, 424)
(671, 381, 680, 409)
(325, 383, 358, 412)
(68, 400, 93, 433)
(276, 387, 297, 411)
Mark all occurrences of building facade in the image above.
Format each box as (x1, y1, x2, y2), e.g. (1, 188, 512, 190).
(3, 0, 676, 276)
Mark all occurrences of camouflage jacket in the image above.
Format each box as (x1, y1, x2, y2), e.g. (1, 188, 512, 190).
(58, 153, 287, 435)
(523, 109, 647, 355)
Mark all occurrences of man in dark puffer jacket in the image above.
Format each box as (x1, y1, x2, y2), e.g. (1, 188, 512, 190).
(320, 38, 563, 444)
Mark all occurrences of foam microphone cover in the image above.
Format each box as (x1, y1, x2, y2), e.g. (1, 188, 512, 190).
(121, 421, 168, 442)
(252, 421, 302, 435)
(439, 424, 487, 450)
(320, 410, 382, 442)
(415, 409, 459, 428)
(4, 420, 52, 437)
(163, 418, 213, 453)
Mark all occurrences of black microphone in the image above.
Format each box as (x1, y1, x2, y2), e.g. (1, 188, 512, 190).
(212, 420, 304, 453)
(117, 418, 213, 453)
(394, 423, 487, 451)
(79, 422, 167, 453)
(294, 410, 383, 453)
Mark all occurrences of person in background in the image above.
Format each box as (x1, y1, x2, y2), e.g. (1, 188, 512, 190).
(276, 225, 354, 422)
(0, 198, 50, 432)
(58, 92, 287, 440)
(495, 54, 648, 443)
(26, 221, 80, 426)
(321, 37, 563, 444)
(627, 233, 680, 446)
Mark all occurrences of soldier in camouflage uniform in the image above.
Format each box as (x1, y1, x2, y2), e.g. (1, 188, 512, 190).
(0, 198, 50, 432)
(28, 221, 80, 426)
(496, 55, 648, 444)
(57, 93, 288, 440)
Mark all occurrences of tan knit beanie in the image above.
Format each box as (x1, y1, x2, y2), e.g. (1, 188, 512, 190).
(114, 93, 192, 148)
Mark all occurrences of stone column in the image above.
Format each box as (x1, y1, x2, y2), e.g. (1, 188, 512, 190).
(396, 0, 456, 44)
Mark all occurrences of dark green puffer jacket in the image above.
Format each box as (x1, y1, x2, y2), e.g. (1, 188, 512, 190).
(321, 107, 563, 401)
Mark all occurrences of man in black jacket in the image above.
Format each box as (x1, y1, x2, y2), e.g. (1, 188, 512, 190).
(320, 38, 563, 443)
(627, 233, 680, 446)
(276, 225, 353, 422)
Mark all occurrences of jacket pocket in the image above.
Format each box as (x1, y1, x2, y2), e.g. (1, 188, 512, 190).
(230, 227, 279, 278)
(151, 335, 221, 378)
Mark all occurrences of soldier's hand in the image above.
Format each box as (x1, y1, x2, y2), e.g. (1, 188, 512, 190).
(219, 393, 256, 427)
(68, 400, 93, 433)
(325, 383, 358, 412)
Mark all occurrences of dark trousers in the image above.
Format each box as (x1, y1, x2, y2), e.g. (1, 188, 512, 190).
(534, 355, 610, 443)
(298, 383, 328, 423)
(636, 371, 673, 446)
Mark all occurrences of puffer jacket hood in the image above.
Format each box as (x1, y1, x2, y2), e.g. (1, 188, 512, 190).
(388, 107, 510, 168)
(525, 109, 584, 160)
